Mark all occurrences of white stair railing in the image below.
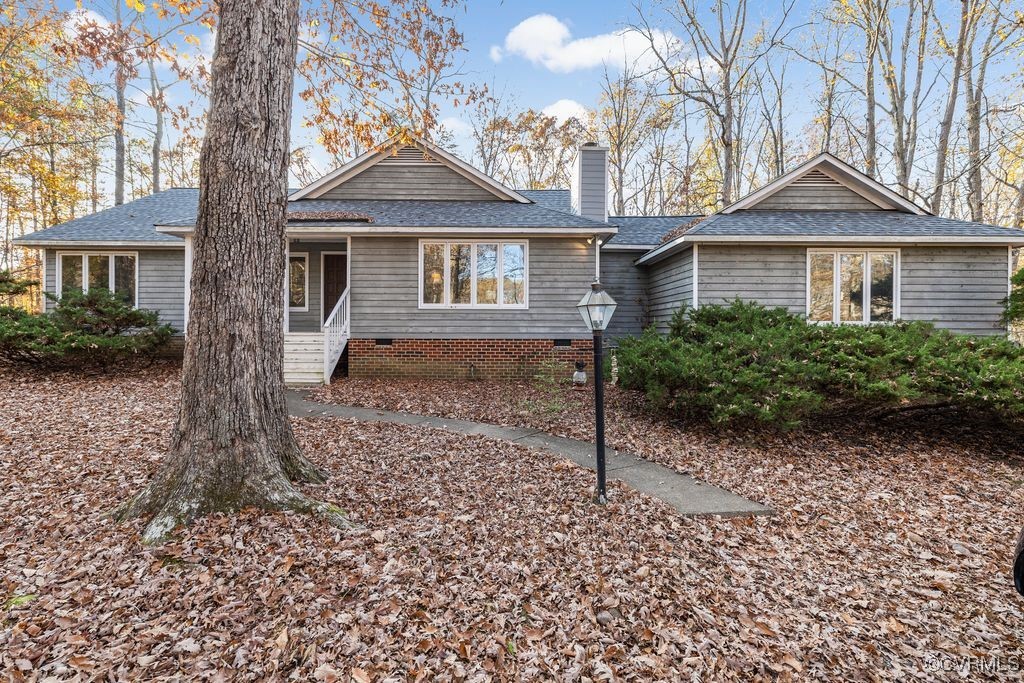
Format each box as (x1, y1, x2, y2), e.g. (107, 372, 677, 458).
(322, 287, 350, 382)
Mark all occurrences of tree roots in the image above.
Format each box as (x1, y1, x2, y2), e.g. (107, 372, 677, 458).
(114, 455, 352, 544)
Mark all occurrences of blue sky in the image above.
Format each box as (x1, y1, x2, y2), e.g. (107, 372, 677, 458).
(453, 1, 648, 111)
(52, 0, 993, 189)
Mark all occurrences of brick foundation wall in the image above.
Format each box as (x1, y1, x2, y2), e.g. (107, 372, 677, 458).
(347, 338, 593, 380)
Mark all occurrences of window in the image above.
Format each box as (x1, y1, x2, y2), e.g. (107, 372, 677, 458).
(807, 249, 898, 324)
(289, 253, 308, 311)
(419, 240, 528, 308)
(58, 252, 137, 306)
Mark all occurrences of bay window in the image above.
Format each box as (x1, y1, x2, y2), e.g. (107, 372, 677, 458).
(808, 249, 898, 324)
(419, 240, 528, 308)
(58, 252, 137, 306)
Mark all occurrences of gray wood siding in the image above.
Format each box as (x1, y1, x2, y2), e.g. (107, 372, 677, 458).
(44, 248, 186, 330)
(751, 170, 882, 211)
(349, 235, 596, 339)
(647, 248, 693, 334)
(320, 148, 499, 201)
(287, 240, 349, 333)
(697, 245, 806, 313)
(600, 250, 648, 339)
(901, 246, 1008, 335)
(694, 244, 1009, 336)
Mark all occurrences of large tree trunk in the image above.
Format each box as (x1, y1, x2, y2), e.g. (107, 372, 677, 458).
(113, 0, 126, 206)
(931, 0, 972, 215)
(114, 71, 126, 206)
(965, 9, 999, 223)
(116, 0, 342, 544)
(148, 58, 163, 194)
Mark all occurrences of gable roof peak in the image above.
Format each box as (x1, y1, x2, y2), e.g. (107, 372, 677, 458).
(721, 153, 929, 216)
(289, 131, 531, 203)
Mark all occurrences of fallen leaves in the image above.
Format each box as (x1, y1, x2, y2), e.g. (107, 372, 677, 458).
(1, 367, 1023, 680)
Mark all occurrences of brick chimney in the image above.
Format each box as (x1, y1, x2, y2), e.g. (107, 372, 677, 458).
(571, 142, 609, 223)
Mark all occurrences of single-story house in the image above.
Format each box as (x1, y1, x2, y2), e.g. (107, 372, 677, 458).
(15, 136, 1024, 383)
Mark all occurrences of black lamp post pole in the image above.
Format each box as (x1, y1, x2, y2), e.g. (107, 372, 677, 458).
(593, 329, 607, 504)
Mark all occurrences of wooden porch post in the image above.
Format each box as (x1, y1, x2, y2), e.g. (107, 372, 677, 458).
(283, 240, 289, 333)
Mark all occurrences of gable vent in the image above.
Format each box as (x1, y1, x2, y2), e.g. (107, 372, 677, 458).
(790, 169, 842, 187)
(378, 145, 437, 166)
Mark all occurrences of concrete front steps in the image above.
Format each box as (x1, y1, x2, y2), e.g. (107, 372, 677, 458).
(284, 333, 325, 385)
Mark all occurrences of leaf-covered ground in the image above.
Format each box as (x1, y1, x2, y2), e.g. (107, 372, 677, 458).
(1, 368, 1022, 680)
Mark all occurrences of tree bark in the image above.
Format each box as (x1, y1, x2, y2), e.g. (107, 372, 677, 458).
(113, 0, 126, 206)
(965, 8, 1000, 223)
(148, 58, 163, 194)
(862, 1, 882, 179)
(931, 0, 972, 215)
(116, 0, 343, 544)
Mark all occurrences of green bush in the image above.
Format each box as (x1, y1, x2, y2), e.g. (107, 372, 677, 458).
(0, 270, 36, 298)
(1003, 267, 1024, 326)
(0, 288, 173, 369)
(617, 300, 1024, 428)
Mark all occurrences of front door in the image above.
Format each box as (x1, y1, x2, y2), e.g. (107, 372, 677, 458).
(322, 254, 348, 324)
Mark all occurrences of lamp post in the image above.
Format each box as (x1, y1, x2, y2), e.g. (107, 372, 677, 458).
(576, 281, 617, 504)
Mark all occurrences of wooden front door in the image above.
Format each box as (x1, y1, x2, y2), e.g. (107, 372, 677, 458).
(322, 254, 348, 324)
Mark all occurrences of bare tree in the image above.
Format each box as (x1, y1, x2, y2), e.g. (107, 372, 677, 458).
(116, 0, 345, 543)
(475, 109, 587, 190)
(635, 0, 798, 206)
(828, 0, 891, 177)
(146, 57, 166, 193)
(595, 62, 663, 215)
(875, 0, 935, 198)
(962, 0, 1021, 221)
(111, 0, 128, 205)
(753, 55, 790, 180)
(468, 87, 518, 179)
(930, 0, 977, 214)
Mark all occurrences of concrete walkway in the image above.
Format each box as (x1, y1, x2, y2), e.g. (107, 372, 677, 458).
(287, 392, 772, 519)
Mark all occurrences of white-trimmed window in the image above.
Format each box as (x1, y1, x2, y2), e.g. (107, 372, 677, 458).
(807, 249, 898, 324)
(288, 253, 309, 311)
(57, 252, 138, 306)
(419, 240, 528, 309)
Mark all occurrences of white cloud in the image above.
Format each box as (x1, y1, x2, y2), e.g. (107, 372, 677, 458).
(440, 116, 473, 139)
(439, 117, 475, 158)
(64, 8, 110, 37)
(495, 14, 678, 73)
(542, 98, 588, 123)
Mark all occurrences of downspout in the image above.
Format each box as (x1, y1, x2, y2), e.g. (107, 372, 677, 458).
(39, 248, 46, 313)
(692, 243, 699, 310)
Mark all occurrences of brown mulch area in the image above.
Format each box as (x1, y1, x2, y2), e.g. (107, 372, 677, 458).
(1, 368, 1023, 680)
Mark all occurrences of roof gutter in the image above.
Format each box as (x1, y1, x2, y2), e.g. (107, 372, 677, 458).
(601, 243, 657, 251)
(157, 225, 617, 236)
(13, 238, 185, 249)
(636, 232, 1024, 266)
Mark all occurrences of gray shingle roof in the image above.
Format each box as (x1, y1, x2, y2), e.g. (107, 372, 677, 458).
(517, 189, 700, 247)
(607, 216, 701, 246)
(686, 210, 1024, 239)
(13, 189, 198, 245)
(518, 189, 572, 213)
(15, 191, 612, 245)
